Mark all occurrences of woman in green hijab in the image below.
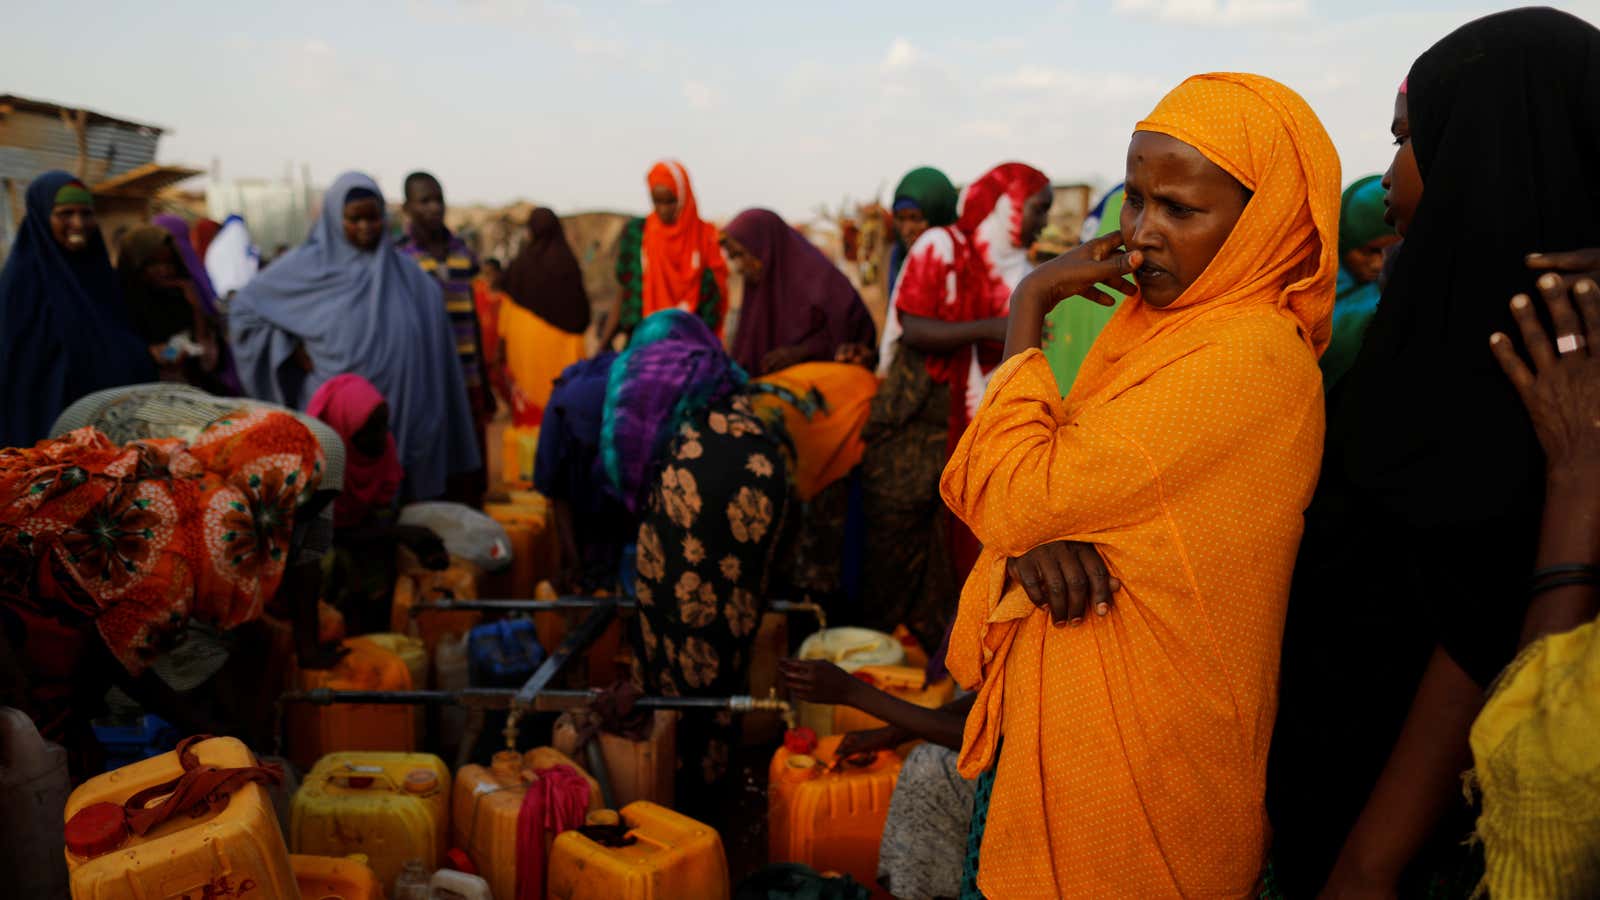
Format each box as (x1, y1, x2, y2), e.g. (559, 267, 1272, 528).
(861, 165, 983, 655)
(1320, 174, 1399, 391)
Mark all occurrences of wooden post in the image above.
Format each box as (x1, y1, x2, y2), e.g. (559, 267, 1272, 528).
(58, 108, 89, 180)
(5, 178, 20, 225)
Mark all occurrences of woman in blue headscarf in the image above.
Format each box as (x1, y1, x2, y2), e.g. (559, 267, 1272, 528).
(0, 171, 155, 447)
(228, 172, 478, 501)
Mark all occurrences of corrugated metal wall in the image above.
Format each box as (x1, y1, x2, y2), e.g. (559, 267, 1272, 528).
(0, 110, 163, 261)
(0, 110, 158, 184)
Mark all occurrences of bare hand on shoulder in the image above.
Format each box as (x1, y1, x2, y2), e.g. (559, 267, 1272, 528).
(1526, 247, 1600, 295)
(1489, 275, 1600, 477)
(1007, 540, 1120, 625)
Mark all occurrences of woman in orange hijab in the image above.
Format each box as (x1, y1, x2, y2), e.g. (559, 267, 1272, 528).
(605, 160, 730, 348)
(942, 73, 1338, 898)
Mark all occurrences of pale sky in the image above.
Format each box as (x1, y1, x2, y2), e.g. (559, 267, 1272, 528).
(6, 1, 1595, 222)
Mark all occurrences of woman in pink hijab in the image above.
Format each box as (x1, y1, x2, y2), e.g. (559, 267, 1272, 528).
(308, 374, 404, 528)
(309, 374, 444, 631)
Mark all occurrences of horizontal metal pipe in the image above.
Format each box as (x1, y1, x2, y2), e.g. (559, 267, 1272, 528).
(408, 597, 624, 613)
(408, 596, 818, 616)
(276, 687, 779, 714)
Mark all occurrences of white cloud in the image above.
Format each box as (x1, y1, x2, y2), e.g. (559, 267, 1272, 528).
(571, 35, 626, 58)
(455, 0, 579, 22)
(956, 35, 1028, 54)
(1111, 0, 1310, 26)
(959, 119, 1017, 140)
(406, 0, 580, 33)
(987, 66, 1167, 100)
(682, 80, 720, 111)
(881, 37, 919, 72)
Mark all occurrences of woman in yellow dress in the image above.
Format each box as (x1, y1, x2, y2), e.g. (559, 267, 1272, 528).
(494, 207, 590, 427)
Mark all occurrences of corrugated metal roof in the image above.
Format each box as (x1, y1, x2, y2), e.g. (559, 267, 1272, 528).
(2, 115, 158, 175)
(0, 94, 167, 134)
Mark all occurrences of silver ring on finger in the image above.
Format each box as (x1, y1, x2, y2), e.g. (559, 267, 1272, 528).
(1556, 333, 1587, 355)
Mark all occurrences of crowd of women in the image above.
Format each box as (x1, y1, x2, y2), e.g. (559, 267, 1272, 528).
(2, 5, 1599, 898)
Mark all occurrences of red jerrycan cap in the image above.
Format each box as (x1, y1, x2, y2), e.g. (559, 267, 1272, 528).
(65, 802, 129, 859)
(444, 847, 478, 874)
(783, 727, 819, 755)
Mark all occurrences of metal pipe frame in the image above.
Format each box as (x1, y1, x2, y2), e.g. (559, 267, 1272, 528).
(277, 686, 775, 714)
(406, 595, 820, 620)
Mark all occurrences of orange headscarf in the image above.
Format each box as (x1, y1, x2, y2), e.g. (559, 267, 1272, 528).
(641, 160, 730, 335)
(941, 73, 1338, 898)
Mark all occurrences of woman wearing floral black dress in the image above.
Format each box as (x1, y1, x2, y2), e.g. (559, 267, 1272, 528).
(598, 310, 791, 810)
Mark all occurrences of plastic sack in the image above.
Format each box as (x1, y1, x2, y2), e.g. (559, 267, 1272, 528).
(398, 502, 513, 573)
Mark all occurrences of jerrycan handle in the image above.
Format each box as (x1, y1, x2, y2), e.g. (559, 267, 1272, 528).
(326, 764, 400, 792)
(621, 822, 674, 853)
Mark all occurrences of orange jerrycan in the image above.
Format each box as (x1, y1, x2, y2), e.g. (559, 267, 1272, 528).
(553, 710, 678, 809)
(453, 748, 602, 900)
(392, 555, 484, 655)
(482, 499, 557, 600)
(292, 853, 384, 899)
(529, 580, 569, 656)
(288, 639, 417, 771)
(64, 736, 296, 900)
(500, 424, 540, 489)
(348, 632, 431, 746)
(547, 802, 730, 900)
(290, 751, 450, 894)
(831, 665, 956, 735)
(768, 733, 902, 892)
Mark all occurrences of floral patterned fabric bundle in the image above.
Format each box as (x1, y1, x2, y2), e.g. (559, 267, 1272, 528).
(0, 408, 323, 673)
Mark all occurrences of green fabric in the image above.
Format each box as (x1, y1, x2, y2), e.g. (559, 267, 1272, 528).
(52, 181, 93, 208)
(1320, 266, 1382, 392)
(612, 216, 722, 337)
(614, 216, 646, 333)
(697, 263, 722, 334)
(960, 763, 997, 899)
(893, 167, 959, 227)
(1337, 174, 1393, 257)
(1041, 187, 1129, 395)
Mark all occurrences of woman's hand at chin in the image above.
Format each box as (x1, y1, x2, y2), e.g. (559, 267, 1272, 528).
(1005, 232, 1141, 358)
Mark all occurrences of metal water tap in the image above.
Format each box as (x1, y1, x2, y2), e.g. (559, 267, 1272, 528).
(732, 689, 796, 731)
(503, 707, 523, 750)
(781, 600, 826, 632)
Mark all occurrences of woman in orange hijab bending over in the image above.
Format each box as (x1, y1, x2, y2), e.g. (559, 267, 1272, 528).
(942, 73, 1339, 898)
(604, 160, 730, 348)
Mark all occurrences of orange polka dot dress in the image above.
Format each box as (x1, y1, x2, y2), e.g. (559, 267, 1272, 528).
(942, 73, 1341, 898)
